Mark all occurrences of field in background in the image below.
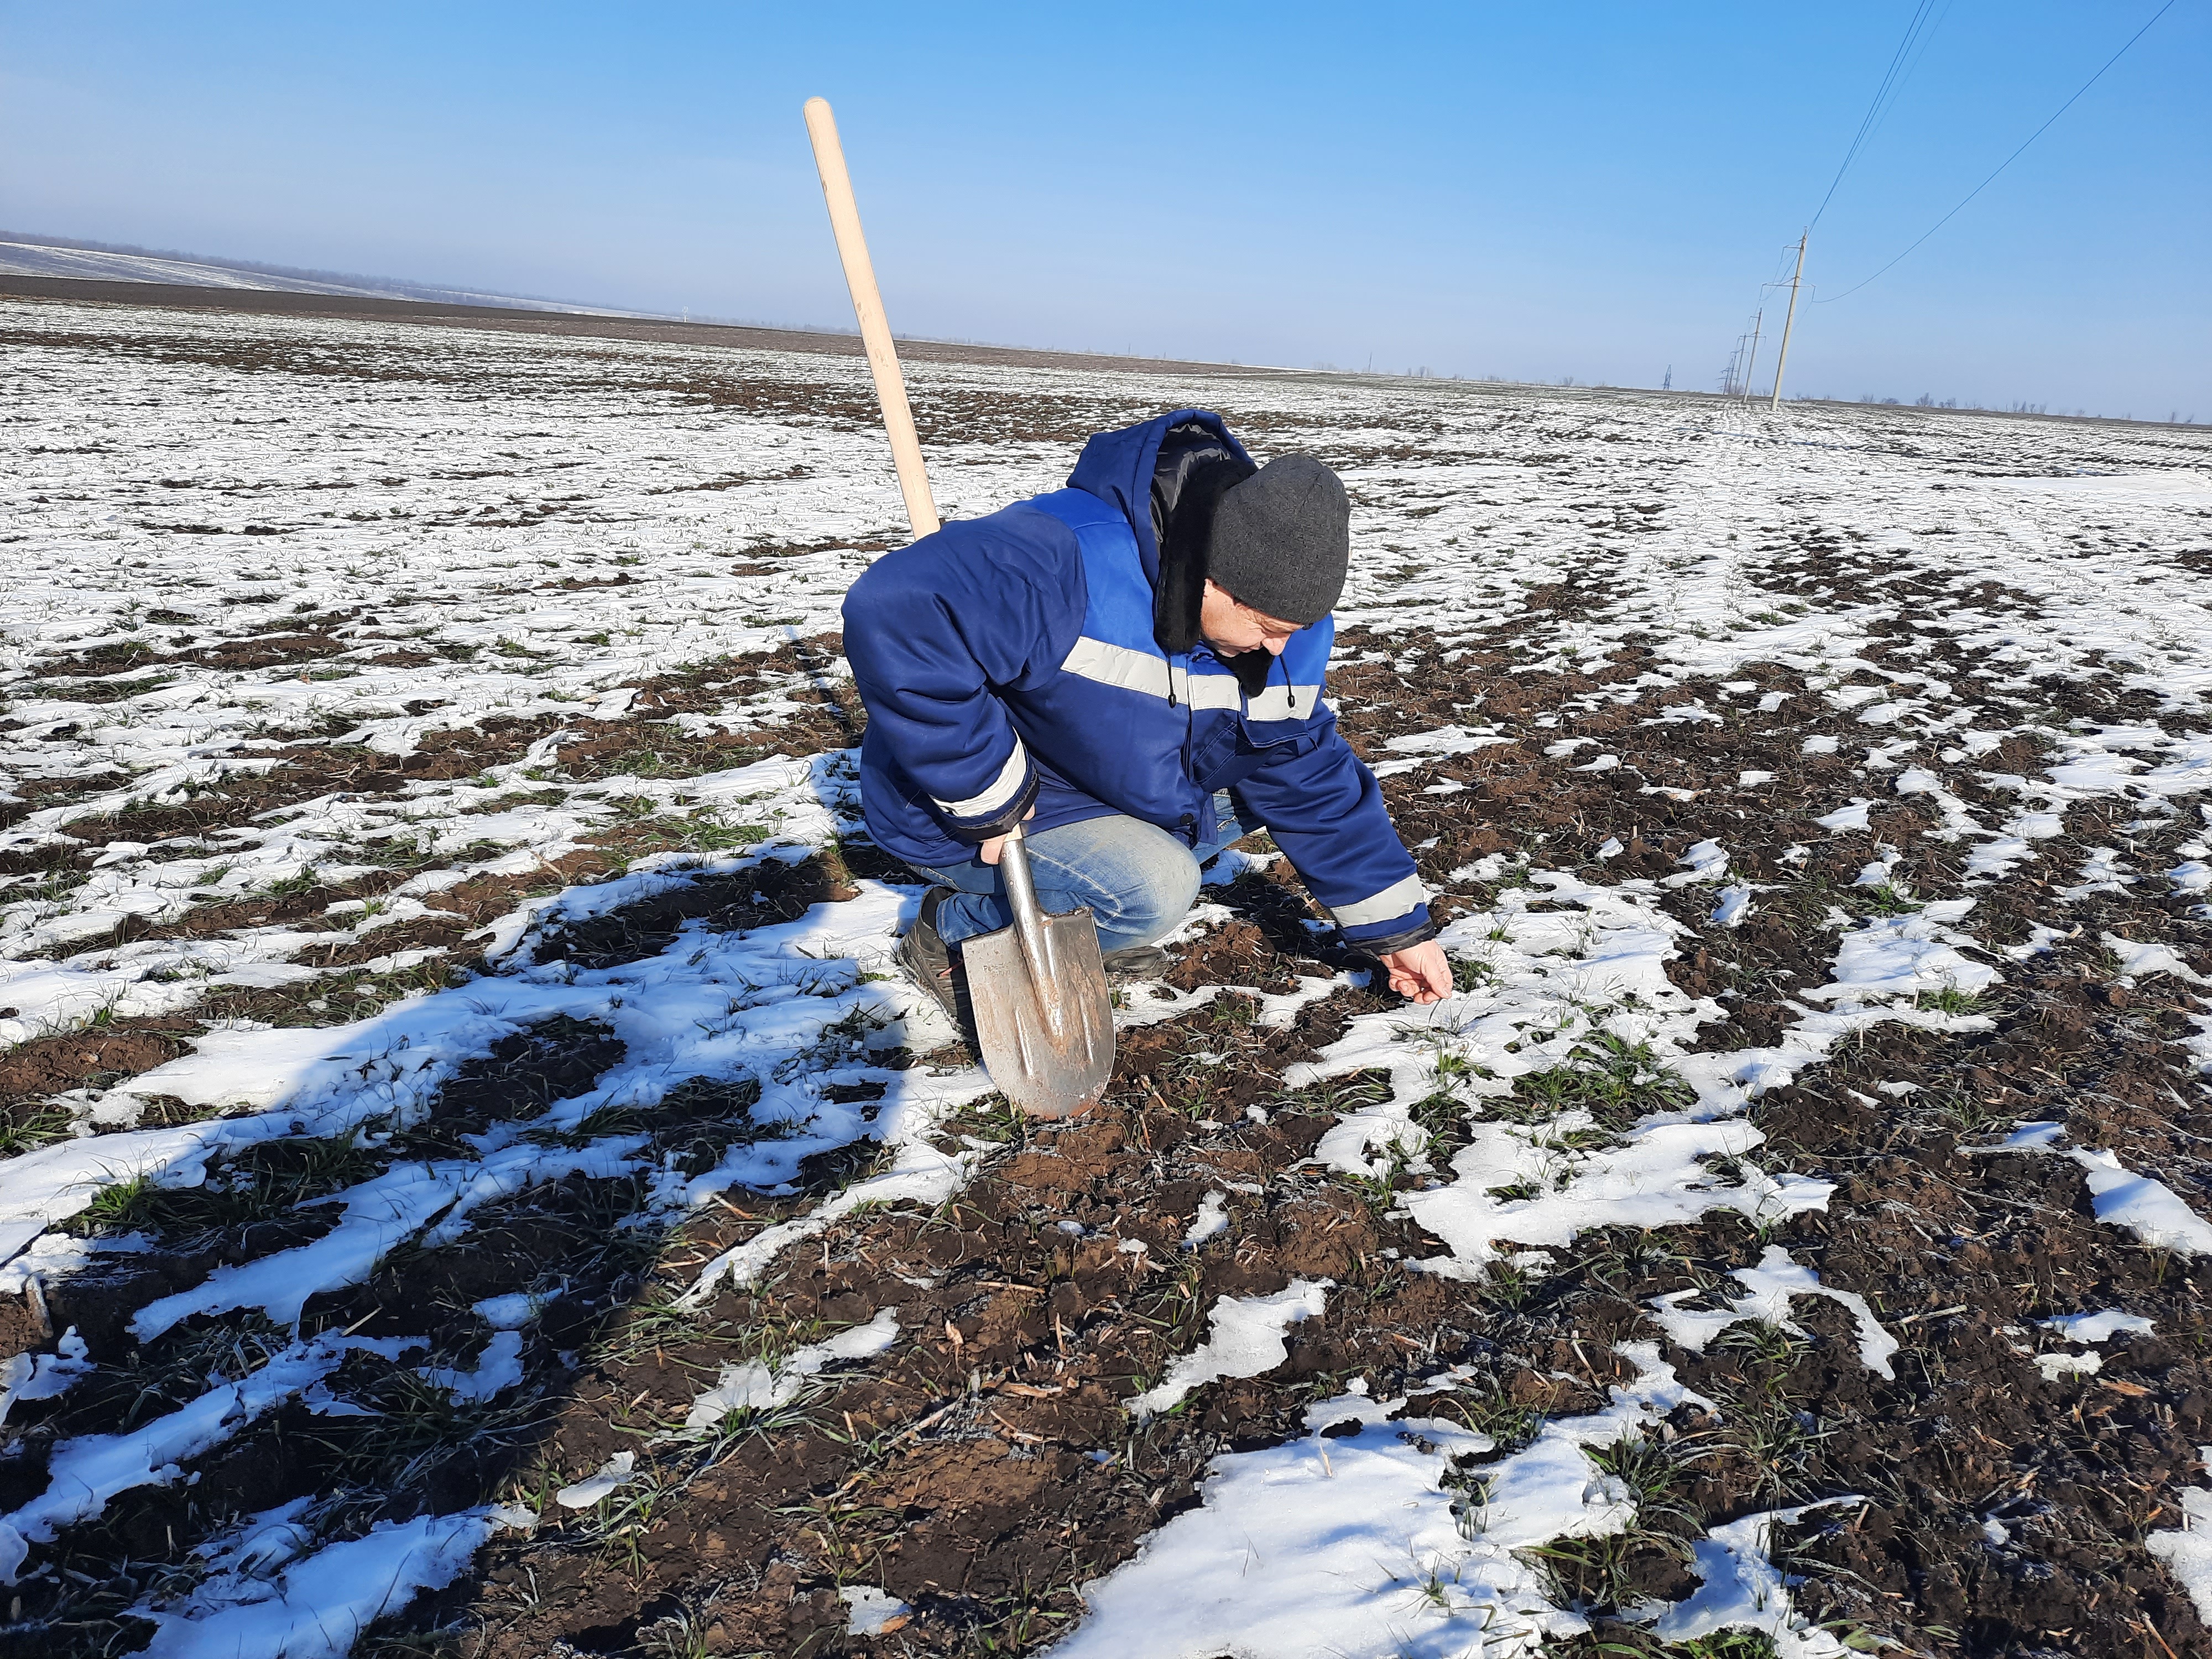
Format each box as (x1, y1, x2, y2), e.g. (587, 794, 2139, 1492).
(3, 295, 2211, 1658)
(0, 236, 650, 315)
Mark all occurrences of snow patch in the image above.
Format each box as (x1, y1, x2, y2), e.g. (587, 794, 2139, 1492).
(416, 1331, 527, 1403)
(1983, 1124, 2212, 1255)
(1130, 1281, 1329, 1418)
(2041, 1308, 2154, 1344)
(1801, 902, 1996, 1005)
(1651, 1499, 1863, 1657)
(685, 1309, 900, 1430)
(1649, 1245, 1899, 1378)
(554, 1451, 637, 1510)
(132, 1508, 508, 1657)
(2101, 931, 2209, 985)
(1181, 1191, 1230, 1249)
(0, 1328, 94, 1426)
(839, 1584, 912, 1636)
(2151, 1484, 2212, 1625)
(1057, 1343, 1710, 1658)
(0, 1334, 421, 1583)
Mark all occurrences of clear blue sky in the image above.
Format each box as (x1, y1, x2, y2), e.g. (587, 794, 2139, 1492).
(3, 2, 2205, 416)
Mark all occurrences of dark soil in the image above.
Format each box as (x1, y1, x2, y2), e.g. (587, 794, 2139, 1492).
(529, 857, 860, 972)
(0, 275, 1298, 385)
(0, 1018, 196, 1115)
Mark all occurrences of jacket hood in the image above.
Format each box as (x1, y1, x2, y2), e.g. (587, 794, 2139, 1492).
(1066, 410, 1254, 590)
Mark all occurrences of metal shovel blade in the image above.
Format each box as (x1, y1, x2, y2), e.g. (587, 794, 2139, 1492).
(962, 827, 1115, 1118)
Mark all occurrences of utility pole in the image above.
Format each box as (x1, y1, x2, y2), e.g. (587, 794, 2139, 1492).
(1769, 232, 1808, 411)
(1740, 307, 1764, 405)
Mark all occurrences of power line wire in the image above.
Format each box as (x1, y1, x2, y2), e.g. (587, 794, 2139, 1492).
(1850, 0, 1957, 173)
(1816, 0, 2178, 303)
(1809, 0, 1947, 228)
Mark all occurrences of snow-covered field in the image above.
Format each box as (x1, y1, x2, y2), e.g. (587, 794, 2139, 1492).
(3, 294, 2211, 1658)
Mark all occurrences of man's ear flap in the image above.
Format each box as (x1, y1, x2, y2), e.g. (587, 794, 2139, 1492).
(1154, 456, 1250, 655)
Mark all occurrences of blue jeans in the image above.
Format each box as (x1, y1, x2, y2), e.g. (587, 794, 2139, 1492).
(912, 791, 1264, 953)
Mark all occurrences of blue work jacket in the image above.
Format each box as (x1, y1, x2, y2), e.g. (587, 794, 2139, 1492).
(839, 410, 1431, 952)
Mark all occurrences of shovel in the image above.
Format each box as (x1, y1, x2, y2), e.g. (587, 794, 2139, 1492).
(958, 823, 1116, 1118)
(804, 98, 1117, 1117)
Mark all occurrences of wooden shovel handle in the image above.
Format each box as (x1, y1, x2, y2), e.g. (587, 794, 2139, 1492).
(802, 97, 940, 539)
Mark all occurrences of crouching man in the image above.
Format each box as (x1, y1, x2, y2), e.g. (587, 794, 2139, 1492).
(839, 410, 1452, 1024)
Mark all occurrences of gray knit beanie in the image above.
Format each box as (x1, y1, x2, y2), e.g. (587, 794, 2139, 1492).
(1206, 455, 1350, 626)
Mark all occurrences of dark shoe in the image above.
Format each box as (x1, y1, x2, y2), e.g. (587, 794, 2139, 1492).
(896, 888, 965, 1026)
(1100, 943, 1172, 980)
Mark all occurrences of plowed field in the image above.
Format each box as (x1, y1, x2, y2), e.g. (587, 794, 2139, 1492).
(4, 295, 2211, 1659)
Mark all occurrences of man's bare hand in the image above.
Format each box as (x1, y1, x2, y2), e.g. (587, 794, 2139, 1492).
(1378, 940, 1453, 1004)
(978, 806, 1038, 867)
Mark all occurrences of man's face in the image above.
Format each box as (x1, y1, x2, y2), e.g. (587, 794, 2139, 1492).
(1198, 580, 1303, 657)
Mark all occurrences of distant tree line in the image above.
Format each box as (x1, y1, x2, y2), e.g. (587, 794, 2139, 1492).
(1840, 392, 2195, 424)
